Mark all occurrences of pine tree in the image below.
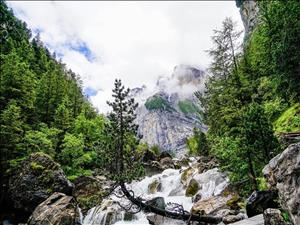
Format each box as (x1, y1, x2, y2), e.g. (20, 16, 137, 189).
(0, 101, 24, 174)
(100, 79, 142, 181)
(0, 50, 36, 115)
(207, 17, 242, 79)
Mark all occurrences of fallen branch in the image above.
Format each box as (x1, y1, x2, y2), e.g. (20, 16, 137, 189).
(119, 182, 222, 224)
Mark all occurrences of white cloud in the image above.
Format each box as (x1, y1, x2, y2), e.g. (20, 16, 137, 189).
(8, 1, 243, 113)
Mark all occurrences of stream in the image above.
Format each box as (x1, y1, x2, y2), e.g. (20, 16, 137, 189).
(81, 158, 229, 225)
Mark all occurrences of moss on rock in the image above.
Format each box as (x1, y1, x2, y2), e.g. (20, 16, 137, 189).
(185, 178, 199, 197)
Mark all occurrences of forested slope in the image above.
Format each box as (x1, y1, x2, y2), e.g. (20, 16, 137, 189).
(195, 0, 300, 192)
(0, 0, 106, 192)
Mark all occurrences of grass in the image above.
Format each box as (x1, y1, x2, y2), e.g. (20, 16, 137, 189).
(274, 103, 300, 132)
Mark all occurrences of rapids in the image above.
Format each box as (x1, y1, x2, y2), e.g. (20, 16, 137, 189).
(81, 158, 229, 225)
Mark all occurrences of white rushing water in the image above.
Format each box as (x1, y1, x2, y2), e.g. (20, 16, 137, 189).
(82, 160, 229, 225)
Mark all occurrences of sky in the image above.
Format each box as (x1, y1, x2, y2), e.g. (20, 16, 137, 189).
(8, 1, 244, 113)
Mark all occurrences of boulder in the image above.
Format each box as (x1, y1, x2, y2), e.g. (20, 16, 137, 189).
(228, 214, 264, 225)
(196, 156, 218, 173)
(185, 178, 199, 197)
(223, 213, 246, 224)
(146, 213, 165, 225)
(8, 153, 73, 213)
(73, 175, 110, 213)
(173, 157, 190, 168)
(148, 179, 162, 194)
(145, 197, 166, 211)
(180, 167, 195, 187)
(263, 142, 300, 225)
(192, 195, 232, 215)
(142, 150, 157, 162)
(159, 157, 175, 169)
(246, 190, 278, 218)
(143, 161, 164, 176)
(158, 151, 172, 160)
(263, 208, 292, 225)
(28, 192, 79, 225)
(82, 199, 123, 225)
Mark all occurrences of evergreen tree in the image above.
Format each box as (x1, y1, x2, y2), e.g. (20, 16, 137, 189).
(98, 79, 143, 181)
(53, 98, 72, 132)
(187, 128, 209, 156)
(0, 101, 24, 175)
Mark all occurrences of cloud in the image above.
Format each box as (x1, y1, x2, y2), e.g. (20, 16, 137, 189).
(8, 1, 243, 113)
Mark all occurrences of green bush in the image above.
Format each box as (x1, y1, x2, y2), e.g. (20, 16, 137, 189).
(187, 128, 209, 156)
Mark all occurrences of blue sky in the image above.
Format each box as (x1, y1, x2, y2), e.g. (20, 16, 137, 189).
(8, 1, 243, 112)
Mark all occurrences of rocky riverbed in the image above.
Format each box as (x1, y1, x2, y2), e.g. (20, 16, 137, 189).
(1, 143, 299, 225)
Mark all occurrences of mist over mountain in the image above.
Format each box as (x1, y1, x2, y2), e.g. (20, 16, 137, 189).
(131, 64, 207, 154)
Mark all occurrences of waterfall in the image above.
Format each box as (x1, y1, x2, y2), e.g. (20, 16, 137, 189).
(82, 159, 229, 225)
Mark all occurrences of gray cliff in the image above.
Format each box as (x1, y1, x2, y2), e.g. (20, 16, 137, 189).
(133, 65, 207, 154)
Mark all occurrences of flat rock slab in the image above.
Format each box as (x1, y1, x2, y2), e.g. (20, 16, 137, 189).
(229, 214, 264, 225)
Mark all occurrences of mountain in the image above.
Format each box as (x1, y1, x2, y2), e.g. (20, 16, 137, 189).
(133, 65, 207, 154)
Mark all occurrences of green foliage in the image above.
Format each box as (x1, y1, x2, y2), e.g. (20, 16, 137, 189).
(0, 101, 24, 173)
(74, 112, 106, 149)
(256, 177, 268, 191)
(67, 169, 92, 182)
(22, 130, 55, 156)
(98, 79, 144, 182)
(209, 136, 248, 183)
(0, 1, 100, 182)
(150, 145, 161, 156)
(59, 133, 84, 166)
(178, 100, 199, 114)
(30, 162, 45, 171)
(274, 103, 300, 132)
(281, 211, 291, 222)
(187, 128, 209, 156)
(198, 4, 298, 193)
(145, 95, 174, 112)
(241, 102, 280, 162)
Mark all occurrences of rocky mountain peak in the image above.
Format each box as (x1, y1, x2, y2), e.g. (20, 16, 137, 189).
(172, 64, 205, 86)
(133, 65, 207, 155)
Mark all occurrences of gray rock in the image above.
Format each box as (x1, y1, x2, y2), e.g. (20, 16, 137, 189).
(263, 142, 300, 225)
(159, 157, 175, 169)
(237, 0, 260, 38)
(223, 213, 246, 224)
(145, 197, 166, 211)
(8, 152, 73, 213)
(228, 214, 264, 225)
(28, 192, 78, 225)
(246, 190, 278, 218)
(133, 65, 207, 154)
(73, 175, 110, 213)
(263, 208, 292, 225)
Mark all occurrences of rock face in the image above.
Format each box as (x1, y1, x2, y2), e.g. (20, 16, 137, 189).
(28, 192, 78, 225)
(133, 65, 207, 154)
(236, 0, 260, 37)
(8, 152, 73, 213)
(137, 101, 203, 153)
(263, 143, 300, 225)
